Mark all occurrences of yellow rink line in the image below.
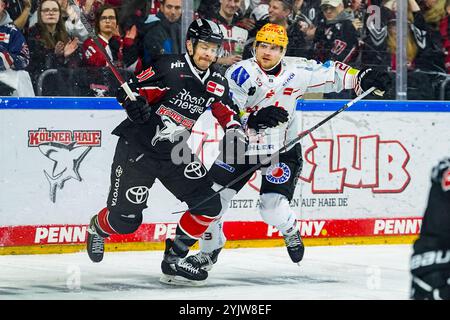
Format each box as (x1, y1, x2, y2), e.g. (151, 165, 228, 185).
(0, 235, 418, 255)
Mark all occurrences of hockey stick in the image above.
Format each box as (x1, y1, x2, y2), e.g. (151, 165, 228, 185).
(171, 86, 376, 215)
(68, 0, 136, 100)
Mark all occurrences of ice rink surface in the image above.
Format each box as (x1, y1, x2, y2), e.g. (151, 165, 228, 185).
(0, 244, 413, 300)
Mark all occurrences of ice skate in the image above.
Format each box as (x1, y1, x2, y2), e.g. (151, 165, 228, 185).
(283, 229, 305, 265)
(185, 248, 222, 271)
(86, 215, 108, 263)
(160, 239, 208, 286)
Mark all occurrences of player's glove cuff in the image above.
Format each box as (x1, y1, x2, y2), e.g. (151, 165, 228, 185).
(357, 68, 392, 97)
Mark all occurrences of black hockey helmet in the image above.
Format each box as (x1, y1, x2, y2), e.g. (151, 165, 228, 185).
(187, 18, 224, 45)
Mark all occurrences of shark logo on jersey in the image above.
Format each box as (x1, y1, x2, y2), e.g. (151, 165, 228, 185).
(151, 115, 187, 146)
(230, 66, 250, 87)
(39, 142, 92, 203)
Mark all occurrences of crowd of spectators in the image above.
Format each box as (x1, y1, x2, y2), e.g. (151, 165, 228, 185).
(0, 0, 449, 99)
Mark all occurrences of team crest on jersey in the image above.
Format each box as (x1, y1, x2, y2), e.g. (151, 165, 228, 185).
(265, 162, 291, 184)
(206, 81, 225, 97)
(442, 168, 450, 192)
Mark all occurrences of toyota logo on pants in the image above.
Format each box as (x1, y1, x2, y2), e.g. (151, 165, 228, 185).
(184, 161, 207, 179)
(126, 186, 149, 204)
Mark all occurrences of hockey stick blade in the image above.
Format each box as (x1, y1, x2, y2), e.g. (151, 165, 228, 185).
(170, 86, 376, 215)
(68, 0, 136, 101)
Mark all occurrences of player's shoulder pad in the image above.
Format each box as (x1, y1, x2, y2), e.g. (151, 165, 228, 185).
(152, 54, 182, 69)
(209, 65, 228, 85)
(226, 59, 253, 88)
(134, 55, 182, 84)
(431, 157, 450, 191)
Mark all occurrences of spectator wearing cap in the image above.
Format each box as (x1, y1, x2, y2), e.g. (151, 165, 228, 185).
(313, 0, 359, 64)
(0, 0, 34, 96)
(312, 0, 359, 98)
(141, 0, 182, 68)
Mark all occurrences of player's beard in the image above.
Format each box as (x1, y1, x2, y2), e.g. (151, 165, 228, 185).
(257, 54, 284, 72)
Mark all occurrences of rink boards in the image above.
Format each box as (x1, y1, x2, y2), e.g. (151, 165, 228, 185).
(0, 97, 449, 254)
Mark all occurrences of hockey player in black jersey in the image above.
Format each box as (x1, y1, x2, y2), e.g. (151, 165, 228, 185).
(410, 158, 450, 300)
(86, 18, 247, 286)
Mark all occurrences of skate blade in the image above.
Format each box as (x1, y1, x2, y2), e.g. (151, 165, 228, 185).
(159, 274, 207, 287)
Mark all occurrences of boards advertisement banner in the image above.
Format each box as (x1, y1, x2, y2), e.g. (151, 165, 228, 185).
(1, 98, 449, 253)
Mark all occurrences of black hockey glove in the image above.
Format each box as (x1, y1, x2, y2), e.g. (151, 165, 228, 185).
(247, 106, 289, 130)
(219, 126, 249, 164)
(123, 95, 152, 124)
(357, 68, 393, 97)
(410, 249, 450, 300)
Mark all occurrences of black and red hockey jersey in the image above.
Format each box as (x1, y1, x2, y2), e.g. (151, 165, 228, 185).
(313, 11, 359, 64)
(113, 53, 242, 159)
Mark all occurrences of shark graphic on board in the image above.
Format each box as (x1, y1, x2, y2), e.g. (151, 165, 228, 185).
(38, 142, 92, 202)
(151, 115, 187, 146)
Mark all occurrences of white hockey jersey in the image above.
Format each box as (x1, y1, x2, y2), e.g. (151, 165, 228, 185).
(225, 56, 362, 155)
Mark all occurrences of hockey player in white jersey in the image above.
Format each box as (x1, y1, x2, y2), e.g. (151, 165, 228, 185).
(185, 23, 391, 271)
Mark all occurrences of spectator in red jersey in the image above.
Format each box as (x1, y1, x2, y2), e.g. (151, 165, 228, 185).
(82, 4, 141, 72)
(27, 0, 81, 91)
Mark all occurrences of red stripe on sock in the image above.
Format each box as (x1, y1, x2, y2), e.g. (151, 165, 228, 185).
(97, 208, 117, 235)
(179, 211, 216, 239)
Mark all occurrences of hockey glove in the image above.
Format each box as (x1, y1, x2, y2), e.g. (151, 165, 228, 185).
(219, 126, 249, 164)
(123, 95, 152, 124)
(357, 68, 393, 97)
(247, 106, 289, 130)
(410, 249, 450, 300)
